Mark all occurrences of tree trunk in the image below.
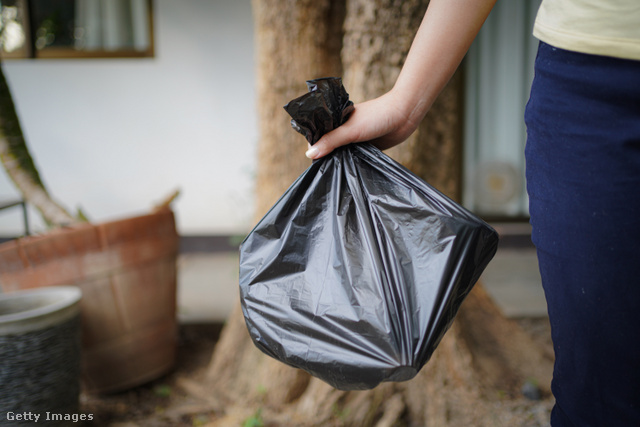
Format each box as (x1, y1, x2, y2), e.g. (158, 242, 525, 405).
(205, 2, 553, 425)
(341, 0, 461, 200)
(0, 64, 77, 227)
(251, 0, 346, 218)
(205, 0, 346, 413)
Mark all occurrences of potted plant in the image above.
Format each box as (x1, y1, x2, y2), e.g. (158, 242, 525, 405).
(0, 62, 180, 394)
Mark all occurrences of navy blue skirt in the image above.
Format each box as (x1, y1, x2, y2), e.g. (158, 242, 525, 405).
(525, 42, 640, 426)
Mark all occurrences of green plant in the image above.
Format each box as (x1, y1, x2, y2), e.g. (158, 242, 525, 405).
(153, 384, 172, 398)
(256, 384, 267, 397)
(242, 408, 264, 427)
(332, 403, 350, 421)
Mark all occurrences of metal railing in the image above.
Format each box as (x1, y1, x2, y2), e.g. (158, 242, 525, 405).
(0, 199, 30, 236)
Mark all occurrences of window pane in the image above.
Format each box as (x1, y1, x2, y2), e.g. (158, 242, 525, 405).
(462, 0, 541, 219)
(30, 0, 76, 50)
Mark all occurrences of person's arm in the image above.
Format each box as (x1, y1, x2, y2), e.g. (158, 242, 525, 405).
(305, 0, 497, 159)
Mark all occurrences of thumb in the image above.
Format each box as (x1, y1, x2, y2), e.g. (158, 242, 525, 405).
(305, 124, 356, 159)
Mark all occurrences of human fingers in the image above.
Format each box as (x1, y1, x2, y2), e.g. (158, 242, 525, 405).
(304, 100, 393, 159)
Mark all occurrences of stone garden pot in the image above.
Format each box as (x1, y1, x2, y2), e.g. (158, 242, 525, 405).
(0, 286, 82, 425)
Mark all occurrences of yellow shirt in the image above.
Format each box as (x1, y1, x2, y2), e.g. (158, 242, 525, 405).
(533, 0, 640, 60)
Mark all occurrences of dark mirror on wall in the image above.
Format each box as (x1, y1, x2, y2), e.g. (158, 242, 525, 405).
(0, 0, 154, 59)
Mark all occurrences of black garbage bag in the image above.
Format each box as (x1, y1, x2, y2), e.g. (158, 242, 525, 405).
(239, 77, 499, 390)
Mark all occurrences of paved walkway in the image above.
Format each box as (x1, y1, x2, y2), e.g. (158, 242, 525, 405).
(481, 247, 546, 318)
(177, 246, 546, 324)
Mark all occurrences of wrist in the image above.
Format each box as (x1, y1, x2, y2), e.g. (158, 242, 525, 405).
(389, 81, 432, 129)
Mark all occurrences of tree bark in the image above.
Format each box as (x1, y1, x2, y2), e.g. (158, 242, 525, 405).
(0, 64, 77, 227)
(205, 2, 553, 425)
(251, 0, 346, 218)
(342, 0, 461, 200)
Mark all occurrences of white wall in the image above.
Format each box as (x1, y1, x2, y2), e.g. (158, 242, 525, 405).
(0, 0, 257, 236)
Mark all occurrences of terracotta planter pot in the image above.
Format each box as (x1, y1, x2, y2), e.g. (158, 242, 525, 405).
(0, 209, 179, 394)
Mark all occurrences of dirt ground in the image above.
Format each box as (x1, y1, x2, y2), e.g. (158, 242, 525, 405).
(79, 319, 554, 427)
(80, 323, 225, 427)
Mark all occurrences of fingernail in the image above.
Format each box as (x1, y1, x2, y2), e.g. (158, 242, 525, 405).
(305, 147, 319, 159)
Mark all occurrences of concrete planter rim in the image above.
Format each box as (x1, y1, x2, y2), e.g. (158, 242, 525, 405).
(0, 286, 82, 335)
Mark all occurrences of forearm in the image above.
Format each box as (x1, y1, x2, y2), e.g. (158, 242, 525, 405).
(392, 0, 497, 126)
(306, 0, 497, 159)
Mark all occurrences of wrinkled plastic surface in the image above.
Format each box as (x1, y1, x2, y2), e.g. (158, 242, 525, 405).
(239, 77, 499, 390)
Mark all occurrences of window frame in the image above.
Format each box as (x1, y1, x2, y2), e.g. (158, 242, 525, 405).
(0, 0, 155, 60)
